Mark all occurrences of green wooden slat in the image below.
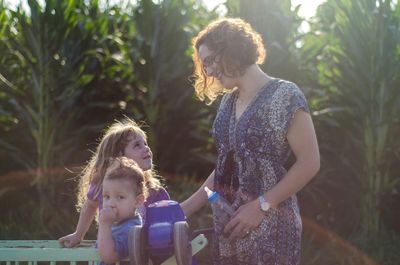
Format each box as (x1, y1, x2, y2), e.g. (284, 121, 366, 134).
(0, 240, 99, 263)
(0, 248, 101, 261)
(70, 261, 76, 265)
(0, 241, 60, 248)
(0, 240, 96, 248)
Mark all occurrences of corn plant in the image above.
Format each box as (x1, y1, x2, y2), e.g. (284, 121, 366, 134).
(0, 0, 137, 227)
(303, 0, 400, 239)
(124, 0, 217, 176)
(0, 0, 130, 180)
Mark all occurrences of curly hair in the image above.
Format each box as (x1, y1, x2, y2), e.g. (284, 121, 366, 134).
(104, 157, 148, 199)
(192, 17, 266, 104)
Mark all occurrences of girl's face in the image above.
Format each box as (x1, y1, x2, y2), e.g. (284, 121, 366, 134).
(198, 44, 237, 90)
(102, 178, 143, 223)
(123, 133, 153, 171)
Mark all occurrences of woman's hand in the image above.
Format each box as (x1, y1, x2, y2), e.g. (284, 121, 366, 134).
(58, 232, 82, 248)
(223, 199, 264, 240)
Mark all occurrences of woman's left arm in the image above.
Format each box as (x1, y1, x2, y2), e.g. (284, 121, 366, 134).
(224, 110, 320, 239)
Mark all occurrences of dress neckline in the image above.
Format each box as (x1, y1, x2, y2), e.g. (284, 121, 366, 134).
(228, 78, 278, 150)
(232, 78, 278, 124)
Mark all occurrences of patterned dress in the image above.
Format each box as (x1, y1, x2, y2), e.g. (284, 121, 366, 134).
(212, 79, 309, 265)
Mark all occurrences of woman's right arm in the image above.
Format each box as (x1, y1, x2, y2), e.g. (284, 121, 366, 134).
(58, 199, 98, 247)
(180, 170, 215, 217)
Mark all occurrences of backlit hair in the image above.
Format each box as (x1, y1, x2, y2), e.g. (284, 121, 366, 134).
(192, 17, 266, 104)
(104, 157, 148, 199)
(76, 117, 161, 209)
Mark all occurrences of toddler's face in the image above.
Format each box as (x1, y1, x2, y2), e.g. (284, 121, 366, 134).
(123, 133, 153, 171)
(102, 178, 141, 224)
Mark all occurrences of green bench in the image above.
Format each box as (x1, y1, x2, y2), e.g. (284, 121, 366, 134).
(0, 234, 207, 265)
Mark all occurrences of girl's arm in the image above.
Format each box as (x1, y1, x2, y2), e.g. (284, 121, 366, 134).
(97, 208, 119, 263)
(58, 199, 98, 247)
(180, 170, 215, 217)
(224, 111, 320, 239)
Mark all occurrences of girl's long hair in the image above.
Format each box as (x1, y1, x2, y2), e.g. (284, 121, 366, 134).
(76, 118, 161, 210)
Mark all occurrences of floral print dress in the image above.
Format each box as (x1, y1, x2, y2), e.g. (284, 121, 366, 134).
(212, 79, 309, 265)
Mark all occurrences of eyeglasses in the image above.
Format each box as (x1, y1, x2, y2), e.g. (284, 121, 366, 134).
(202, 53, 218, 68)
(201, 47, 225, 70)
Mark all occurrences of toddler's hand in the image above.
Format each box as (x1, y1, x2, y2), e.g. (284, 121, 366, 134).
(99, 207, 117, 225)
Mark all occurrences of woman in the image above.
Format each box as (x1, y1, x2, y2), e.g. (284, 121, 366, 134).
(180, 18, 320, 265)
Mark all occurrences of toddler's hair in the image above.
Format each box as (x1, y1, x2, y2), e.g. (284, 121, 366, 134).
(104, 157, 148, 199)
(76, 117, 162, 210)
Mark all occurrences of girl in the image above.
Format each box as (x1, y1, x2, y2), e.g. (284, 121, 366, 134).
(59, 118, 169, 247)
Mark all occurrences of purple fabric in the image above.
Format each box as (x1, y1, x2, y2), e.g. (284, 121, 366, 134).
(87, 182, 103, 209)
(144, 186, 170, 207)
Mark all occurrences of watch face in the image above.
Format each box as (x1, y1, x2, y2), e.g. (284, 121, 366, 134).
(259, 196, 270, 212)
(261, 202, 270, 211)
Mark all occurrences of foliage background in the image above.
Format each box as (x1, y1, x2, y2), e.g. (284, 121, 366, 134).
(0, 0, 399, 264)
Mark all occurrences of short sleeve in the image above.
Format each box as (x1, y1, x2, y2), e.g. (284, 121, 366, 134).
(156, 187, 170, 200)
(87, 182, 103, 209)
(87, 182, 97, 200)
(270, 81, 310, 135)
(144, 187, 170, 207)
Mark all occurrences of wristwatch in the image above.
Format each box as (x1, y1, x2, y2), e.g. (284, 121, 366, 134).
(258, 195, 270, 213)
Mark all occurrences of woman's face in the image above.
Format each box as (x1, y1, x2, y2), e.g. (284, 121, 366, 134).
(198, 44, 237, 89)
